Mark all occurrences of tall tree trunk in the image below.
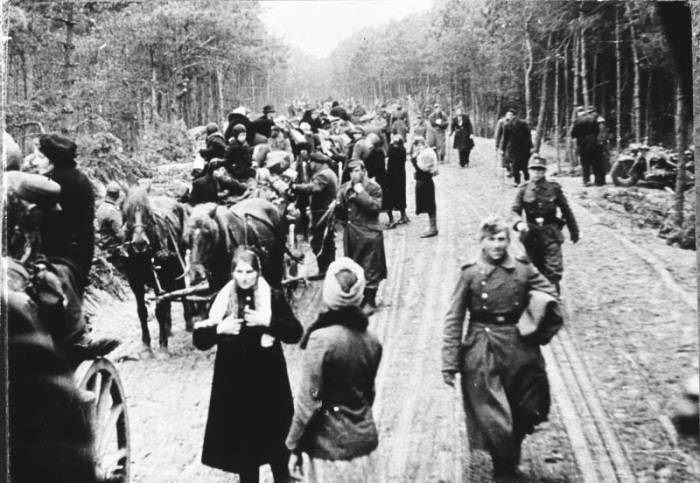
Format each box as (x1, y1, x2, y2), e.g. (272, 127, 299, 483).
(580, 24, 590, 107)
(555, 52, 561, 171)
(524, 28, 534, 125)
(216, 65, 225, 128)
(61, 4, 76, 132)
(534, 34, 553, 152)
(568, 35, 580, 169)
(628, 4, 641, 143)
(615, 7, 622, 151)
(591, 52, 597, 108)
(644, 73, 652, 144)
(150, 50, 158, 125)
(673, 79, 686, 226)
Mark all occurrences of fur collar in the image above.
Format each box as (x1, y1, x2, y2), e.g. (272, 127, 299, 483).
(300, 306, 369, 349)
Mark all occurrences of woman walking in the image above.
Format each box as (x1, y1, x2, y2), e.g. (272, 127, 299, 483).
(385, 133, 409, 228)
(194, 247, 303, 483)
(451, 107, 474, 168)
(286, 258, 383, 482)
(410, 136, 439, 237)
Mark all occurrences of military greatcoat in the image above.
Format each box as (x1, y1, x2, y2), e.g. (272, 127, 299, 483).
(442, 252, 558, 461)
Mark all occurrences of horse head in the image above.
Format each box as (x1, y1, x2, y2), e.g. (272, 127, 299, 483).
(184, 203, 222, 286)
(122, 187, 156, 255)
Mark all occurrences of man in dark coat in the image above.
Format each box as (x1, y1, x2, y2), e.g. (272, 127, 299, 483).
(199, 123, 227, 161)
(292, 152, 339, 277)
(363, 133, 390, 224)
(451, 107, 474, 168)
(337, 160, 387, 315)
(499, 108, 533, 186)
(442, 215, 559, 481)
(224, 124, 255, 181)
(511, 155, 579, 294)
(224, 108, 252, 144)
(571, 106, 604, 186)
(189, 159, 223, 205)
(250, 104, 276, 139)
(494, 114, 509, 175)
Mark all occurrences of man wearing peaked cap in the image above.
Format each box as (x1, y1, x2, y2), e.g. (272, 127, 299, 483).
(511, 153, 579, 294)
(292, 150, 339, 278)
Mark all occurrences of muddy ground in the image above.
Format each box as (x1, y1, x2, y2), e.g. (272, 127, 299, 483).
(91, 137, 699, 482)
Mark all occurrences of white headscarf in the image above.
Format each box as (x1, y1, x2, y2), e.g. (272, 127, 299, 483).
(322, 257, 366, 310)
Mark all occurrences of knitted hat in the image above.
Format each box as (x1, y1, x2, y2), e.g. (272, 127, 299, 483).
(322, 257, 366, 310)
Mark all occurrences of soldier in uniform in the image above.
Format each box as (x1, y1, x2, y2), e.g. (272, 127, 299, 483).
(511, 154, 579, 293)
(292, 152, 339, 278)
(442, 215, 559, 481)
(570, 106, 602, 186)
(336, 160, 387, 316)
(95, 181, 124, 266)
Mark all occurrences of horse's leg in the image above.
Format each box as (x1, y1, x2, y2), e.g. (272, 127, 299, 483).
(127, 273, 153, 358)
(155, 299, 172, 359)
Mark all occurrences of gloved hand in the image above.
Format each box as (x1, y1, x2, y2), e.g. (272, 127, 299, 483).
(571, 233, 579, 244)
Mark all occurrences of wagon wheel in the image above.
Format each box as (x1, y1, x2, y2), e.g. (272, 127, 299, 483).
(75, 358, 130, 483)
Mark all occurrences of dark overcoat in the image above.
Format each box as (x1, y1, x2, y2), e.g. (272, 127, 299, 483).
(442, 253, 558, 459)
(223, 140, 255, 181)
(337, 179, 387, 287)
(189, 174, 219, 205)
(385, 143, 407, 211)
(452, 114, 474, 150)
(42, 165, 95, 284)
(364, 147, 388, 210)
(193, 287, 303, 474)
(410, 153, 437, 215)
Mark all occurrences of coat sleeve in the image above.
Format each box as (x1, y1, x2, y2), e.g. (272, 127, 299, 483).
(555, 184, 579, 241)
(510, 186, 526, 226)
(351, 183, 382, 214)
(263, 290, 303, 344)
(294, 172, 328, 194)
(442, 269, 471, 373)
(286, 331, 326, 453)
(495, 121, 503, 149)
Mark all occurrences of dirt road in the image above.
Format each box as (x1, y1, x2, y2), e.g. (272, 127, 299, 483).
(93, 137, 699, 482)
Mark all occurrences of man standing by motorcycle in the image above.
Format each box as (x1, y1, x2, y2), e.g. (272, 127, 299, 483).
(511, 154, 579, 294)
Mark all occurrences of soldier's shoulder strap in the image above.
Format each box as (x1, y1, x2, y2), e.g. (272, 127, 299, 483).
(460, 259, 477, 270)
(514, 254, 532, 264)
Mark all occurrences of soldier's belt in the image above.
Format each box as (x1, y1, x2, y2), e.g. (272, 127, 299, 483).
(469, 313, 519, 325)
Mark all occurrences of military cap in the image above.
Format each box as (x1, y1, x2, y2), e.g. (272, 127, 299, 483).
(309, 152, 332, 165)
(347, 159, 365, 170)
(528, 154, 547, 169)
(106, 181, 121, 196)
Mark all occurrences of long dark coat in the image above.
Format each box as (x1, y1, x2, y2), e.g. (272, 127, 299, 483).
(442, 253, 558, 459)
(42, 165, 95, 285)
(364, 147, 388, 210)
(337, 179, 387, 287)
(193, 287, 303, 474)
(410, 154, 436, 215)
(189, 174, 218, 205)
(452, 114, 474, 150)
(223, 140, 255, 181)
(385, 143, 407, 211)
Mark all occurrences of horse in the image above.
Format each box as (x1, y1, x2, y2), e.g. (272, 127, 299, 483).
(184, 198, 286, 296)
(121, 186, 193, 358)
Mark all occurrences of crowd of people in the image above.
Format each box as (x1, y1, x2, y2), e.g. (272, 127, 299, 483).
(5, 94, 587, 483)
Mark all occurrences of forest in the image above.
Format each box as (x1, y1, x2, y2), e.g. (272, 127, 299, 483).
(2, 0, 694, 160)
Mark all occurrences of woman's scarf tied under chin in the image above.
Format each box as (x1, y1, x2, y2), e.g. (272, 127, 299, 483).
(322, 257, 366, 311)
(208, 275, 274, 347)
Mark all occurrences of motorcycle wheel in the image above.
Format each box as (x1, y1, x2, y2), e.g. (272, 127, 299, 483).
(611, 159, 639, 187)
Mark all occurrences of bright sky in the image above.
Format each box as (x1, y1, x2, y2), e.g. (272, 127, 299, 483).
(259, 0, 434, 59)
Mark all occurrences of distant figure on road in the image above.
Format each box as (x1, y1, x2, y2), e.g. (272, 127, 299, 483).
(428, 103, 449, 162)
(193, 248, 303, 483)
(410, 136, 439, 238)
(442, 215, 560, 481)
(385, 133, 410, 228)
(451, 107, 474, 168)
(336, 160, 387, 316)
(499, 108, 533, 186)
(494, 113, 508, 176)
(511, 154, 579, 294)
(571, 106, 606, 186)
(287, 258, 382, 482)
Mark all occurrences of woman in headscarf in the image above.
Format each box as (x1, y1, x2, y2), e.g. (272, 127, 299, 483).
(194, 247, 303, 483)
(287, 258, 383, 482)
